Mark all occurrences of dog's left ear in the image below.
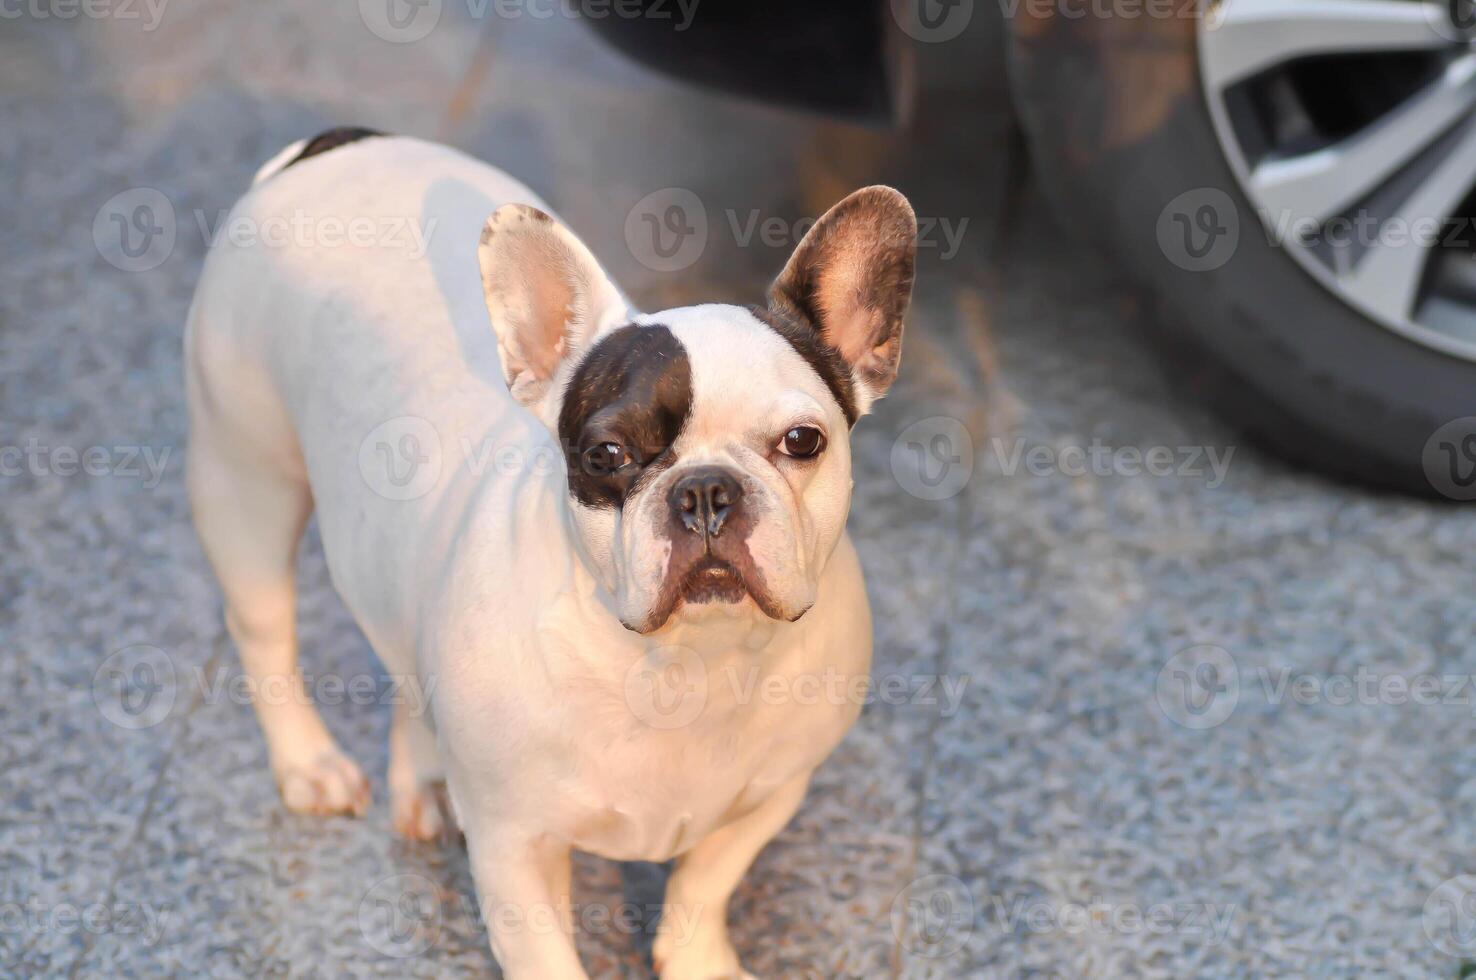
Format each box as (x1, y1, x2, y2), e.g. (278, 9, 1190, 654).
(768, 186, 917, 413)
(479, 204, 629, 407)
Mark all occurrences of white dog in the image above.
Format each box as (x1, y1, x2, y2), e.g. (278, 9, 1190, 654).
(185, 129, 916, 979)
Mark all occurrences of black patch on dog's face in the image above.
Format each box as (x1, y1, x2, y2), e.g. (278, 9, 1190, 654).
(748, 305, 859, 427)
(558, 324, 692, 508)
(284, 127, 384, 170)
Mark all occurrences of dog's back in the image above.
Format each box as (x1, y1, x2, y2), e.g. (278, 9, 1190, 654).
(184, 134, 568, 671)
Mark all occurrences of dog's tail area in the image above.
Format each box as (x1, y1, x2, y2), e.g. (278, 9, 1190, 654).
(250, 139, 311, 188)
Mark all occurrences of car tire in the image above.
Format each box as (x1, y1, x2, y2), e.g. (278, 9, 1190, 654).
(1004, 12, 1476, 497)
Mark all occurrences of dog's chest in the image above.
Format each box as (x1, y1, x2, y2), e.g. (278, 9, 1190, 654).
(553, 675, 855, 862)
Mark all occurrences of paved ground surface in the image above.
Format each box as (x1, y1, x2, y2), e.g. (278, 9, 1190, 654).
(5, 3, 1476, 978)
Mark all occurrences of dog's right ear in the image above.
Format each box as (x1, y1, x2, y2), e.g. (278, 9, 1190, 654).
(478, 204, 629, 407)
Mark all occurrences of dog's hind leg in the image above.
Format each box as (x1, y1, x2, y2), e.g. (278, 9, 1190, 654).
(186, 350, 370, 817)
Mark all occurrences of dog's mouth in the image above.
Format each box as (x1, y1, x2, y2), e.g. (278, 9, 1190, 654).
(679, 556, 748, 605)
(623, 549, 798, 634)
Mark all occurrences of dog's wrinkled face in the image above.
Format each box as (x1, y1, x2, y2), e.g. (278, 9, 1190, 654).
(479, 187, 916, 633)
(557, 308, 852, 632)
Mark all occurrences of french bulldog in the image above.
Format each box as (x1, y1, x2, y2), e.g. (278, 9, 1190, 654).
(185, 129, 916, 979)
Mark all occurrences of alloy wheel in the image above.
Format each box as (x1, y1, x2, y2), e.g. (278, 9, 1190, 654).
(1199, 0, 1476, 360)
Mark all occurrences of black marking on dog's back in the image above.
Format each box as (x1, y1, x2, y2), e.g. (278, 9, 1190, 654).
(749, 305, 859, 426)
(559, 324, 693, 508)
(284, 127, 384, 170)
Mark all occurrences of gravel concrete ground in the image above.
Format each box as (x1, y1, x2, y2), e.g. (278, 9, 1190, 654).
(4, 3, 1476, 978)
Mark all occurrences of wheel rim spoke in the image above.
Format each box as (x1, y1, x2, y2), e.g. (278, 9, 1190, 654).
(1200, 0, 1476, 360)
(1203, 0, 1455, 85)
(1340, 117, 1476, 323)
(1247, 55, 1476, 226)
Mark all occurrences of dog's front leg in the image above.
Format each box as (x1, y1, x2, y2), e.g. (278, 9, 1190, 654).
(466, 827, 585, 980)
(654, 773, 811, 980)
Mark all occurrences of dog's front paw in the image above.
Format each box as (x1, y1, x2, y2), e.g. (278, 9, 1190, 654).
(653, 919, 754, 980)
(276, 749, 371, 817)
(392, 781, 459, 842)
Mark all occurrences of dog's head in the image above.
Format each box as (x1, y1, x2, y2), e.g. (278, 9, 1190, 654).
(478, 187, 915, 634)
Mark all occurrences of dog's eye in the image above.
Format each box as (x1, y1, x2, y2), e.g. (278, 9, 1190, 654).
(582, 441, 633, 476)
(778, 426, 826, 459)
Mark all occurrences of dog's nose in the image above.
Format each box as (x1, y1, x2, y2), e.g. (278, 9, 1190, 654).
(670, 467, 744, 539)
